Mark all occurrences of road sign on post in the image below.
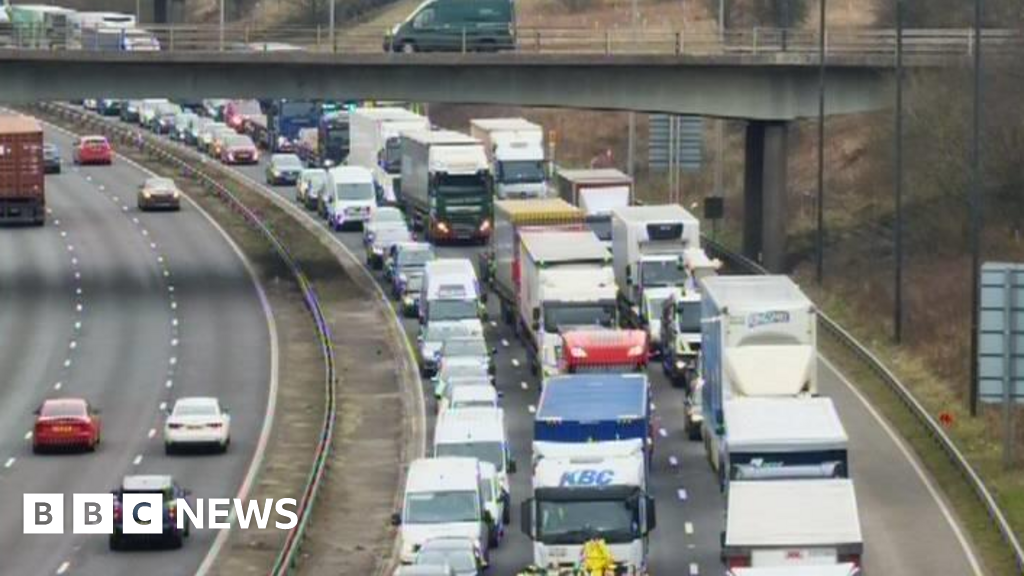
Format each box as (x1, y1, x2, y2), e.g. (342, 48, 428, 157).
(978, 262, 1024, 468)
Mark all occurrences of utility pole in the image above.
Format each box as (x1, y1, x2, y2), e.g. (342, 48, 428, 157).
(969, 0, 983, 416)
(627, 0, 638, 178)
(218, 0, 225, 51)
(815, 0, 827, 284)
(894, 0, 905, 343)
(329, 0, 336, 53)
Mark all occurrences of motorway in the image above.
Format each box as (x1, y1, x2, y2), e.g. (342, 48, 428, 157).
(75, 108, 984, 576)
(0, 125, 274, 575)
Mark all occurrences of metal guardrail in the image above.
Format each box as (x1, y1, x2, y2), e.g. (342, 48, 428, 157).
(34, 102, 338, 576)
(702, 237, 1024, 572)
(4, 25, 1024, 59)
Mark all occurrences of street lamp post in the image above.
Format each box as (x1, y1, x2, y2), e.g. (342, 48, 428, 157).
(329, 0, 336, 53)
(969, 0, 984, 415)
(219, 0, 225, 51)
(815, 0, 827, 284)
(894, 0, 904, 343)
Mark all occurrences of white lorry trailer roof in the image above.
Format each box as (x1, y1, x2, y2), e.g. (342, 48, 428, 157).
(557, 168, 632, 185)
(725, 397, 848, 452)
(520, 230, 610, 265)
(724, 345, 816, 397)
(404, 129, 480, 147)
(725, 479, 862, 548)
(732, 565, 859, 576)
(703, 275, 813, 314)
(611, 203, 699, 227)
(435, 408, 506, 444)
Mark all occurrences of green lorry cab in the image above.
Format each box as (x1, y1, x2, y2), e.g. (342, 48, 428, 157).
(384, 0, 515, 53)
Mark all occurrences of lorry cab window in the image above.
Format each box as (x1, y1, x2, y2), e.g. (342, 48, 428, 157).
(543, 305, 615, 333)
(405, 491, 480, 524)
(383, 139, 403, 174)
(640, 259, 688, 287)
(334, 182, 375, 201)
(676, 301, 702, 332)
(499, 160, 545, 184)
(435, 442, 505, 471)
(537, 499, 640, 543)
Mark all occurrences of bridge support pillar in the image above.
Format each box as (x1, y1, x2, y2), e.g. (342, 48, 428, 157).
(742, 120, 789, 272)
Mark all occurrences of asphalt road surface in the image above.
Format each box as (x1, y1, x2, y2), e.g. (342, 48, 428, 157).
(141, 114, 981, 576)
(0, 125, 274, 576)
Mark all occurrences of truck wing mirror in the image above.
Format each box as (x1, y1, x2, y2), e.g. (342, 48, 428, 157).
(508, 458, 517, 474)
(531, 308, 540, 323)
(520, 499, 534, 537)
(390, 512, 402, 526)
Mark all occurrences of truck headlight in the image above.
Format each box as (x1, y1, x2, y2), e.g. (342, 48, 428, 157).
(569, 346, 587, 358)
(627, 344, 645, 357)
(479, 219, 491, 233)
(676, 359, 687, 370)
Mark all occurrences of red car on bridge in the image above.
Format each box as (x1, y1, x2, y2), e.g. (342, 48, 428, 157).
(32, 398, 102, 453)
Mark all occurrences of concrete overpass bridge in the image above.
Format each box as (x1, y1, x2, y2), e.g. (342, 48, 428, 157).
(0, 35, 1011, 268)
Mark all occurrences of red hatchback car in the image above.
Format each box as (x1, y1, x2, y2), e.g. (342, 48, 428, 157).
(72, 135, 113, 165)
(33, 398, 101, 453)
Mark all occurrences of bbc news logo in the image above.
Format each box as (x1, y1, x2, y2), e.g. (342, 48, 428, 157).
(23, 494, 298, 534)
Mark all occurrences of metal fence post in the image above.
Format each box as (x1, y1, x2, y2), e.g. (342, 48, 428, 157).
(675, 31, 682, 55)
(316, 25, 322, 51)
(169, 26, 175, 51)
(605, 29, 612, 55)
(461, 27, 467, 53)
(753, 27, 759, 54)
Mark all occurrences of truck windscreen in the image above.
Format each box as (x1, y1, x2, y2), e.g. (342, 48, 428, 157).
(676, 301, 701, 332)
(437, 174, 488, 196)
(281, 102, 317, 117)
(405, 490, 480, 524)
(499, 160, 545, 184)
(544, 304, 615, 334)
(383, 139, 402, 174)
(640, 259, 687, 287)
(537, 498, 640, 544)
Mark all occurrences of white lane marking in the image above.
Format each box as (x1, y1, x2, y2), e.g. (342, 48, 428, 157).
(171, 338, 179, 347)
(70, 257, 78, 266)
(658, 428, 668, 438)
(163, 269, 170, 277)
(684, 521, 694, 535)
(98, 185, 105, 191)
(158, 402, 167, 411)
(157, 255, 164, 263)
(46, 208, 53, 215)
(669, 455, 679, 467)
(24, 431, 32, 441)
(172, 318, 179, 327)
(148, 428, 157, 439)
(85, 175, 91, 181)
(121, 205, 128, 212)
(75, 287, 82, 295)
(4, 457, 15, 468)
(689, 562, 699, 576)
(112, 195, 119, 202)
(74, 321, 82, 331)
(141, 229, 149, 236)
(63, 359, 71, 368)
(132, 455, 143, 466)
(677, 488, 688, 501)
(651, 402, 657, 412)
(69, 341, 77, 350)
(75, 303, 83, 312)
(165, 379, 173, 388)
(168, 285, 175, 293)
(170, 301, 177, 310)
(132, 217, 139, 224)
(150, 242, 157, 249)
(60, 230, 67, 237)
(54, 382, 62, 390)
(53, 219, 60, 226)
(820, 356, 984, 575)
(520, 381, 528, 390)
(74, 271, 80, 280)
(501, 338, 509, 347)
(511, 358, 520, 368)
(56, 561, 70, 575)
(528, 405, 536, 414)
(66, 244, 74, 252)
(169, 357, 177, 366)
(489, 320, 497, 327)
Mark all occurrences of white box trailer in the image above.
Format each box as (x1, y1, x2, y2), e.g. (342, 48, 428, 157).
(723, 479, 863, 570)
(518, 230, 616, 376)
(349, 107, 429, 204)
(611, 204, 700, 309)
(700, 275, 818, 472)
(470, 118, 546, 200)
(721, 397, 848, 488)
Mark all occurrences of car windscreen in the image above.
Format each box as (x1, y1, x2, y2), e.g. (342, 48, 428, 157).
(639, 259, 687, 287)
(543, 304, 615, 333)
(334, 182, 374, 201)
(41, 403, 86, 417)
(428, 300, 478, 322)
(676, 301, 701, 332)
(415, 550, 477, 571)
(405, 490, 479, 524)
(398, 248, 432, 267)
(499, 160, 545, 184)
(435, 441, 504, 472)
(173, 404, 217, 417)
(274, 156, 303, 169)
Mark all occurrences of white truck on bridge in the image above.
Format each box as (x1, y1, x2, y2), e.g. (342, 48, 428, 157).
(470, 118, 547, 200)
(723, 479, 863, 571)
(521, 440, 656, 575)
(517, 229, 617, 377)
(700, 275, 818, 474)
(349, 107, 429, 204)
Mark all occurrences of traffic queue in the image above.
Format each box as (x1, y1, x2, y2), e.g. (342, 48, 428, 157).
(60, 96, 865, 574)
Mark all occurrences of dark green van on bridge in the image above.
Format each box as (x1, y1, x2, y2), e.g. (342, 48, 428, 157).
(384, 0, 516, 53)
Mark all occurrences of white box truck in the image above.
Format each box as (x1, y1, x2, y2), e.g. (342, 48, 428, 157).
(556, 168, 633, 246)
(400, 130, 493, 242)
(700, 275, 818, 473)
(470, 118, 547, 200)
(720, 397, 848, 490)
(723, 479, 863, 571)
(349, 107, 430, 204)
(611, 204, 701, 340)
(517, 230, 617, 376)
(521, 440, 656, 574)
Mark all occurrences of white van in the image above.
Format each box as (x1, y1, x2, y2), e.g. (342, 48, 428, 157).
(393, 457, 492, 564)
(446, 384, 499, 412)
(478, 461, 508, 547)
(433, 407, 515, 503)
(325, 166, 377, 231)
(420, 259, 482, 325)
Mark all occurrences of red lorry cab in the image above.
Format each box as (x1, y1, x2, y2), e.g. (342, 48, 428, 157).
(559, 328, 649, 373)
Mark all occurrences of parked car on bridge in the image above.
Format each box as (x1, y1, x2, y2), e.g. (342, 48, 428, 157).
(72, 135, 112, 165)
(137, 177, 182, 211)
(110, 475, 191, 550)
(32, 398, 101, 453)
(163, 397, 231, 454)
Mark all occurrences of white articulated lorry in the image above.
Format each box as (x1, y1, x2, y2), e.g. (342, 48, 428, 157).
(723, 479, 863, 571)
(700, 275, 818, 474)
(470, 118, 547, 200)
(517, 230, 617, 377)
(521, 440, 656, 575)
(349, 107, 430, 204)
(611, 204, 701, 342)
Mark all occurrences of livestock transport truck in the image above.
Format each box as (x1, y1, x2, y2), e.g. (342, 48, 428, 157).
(401, 130, 492, 243)
(700, 275, 819, 474)
(0, 115, 45, 225)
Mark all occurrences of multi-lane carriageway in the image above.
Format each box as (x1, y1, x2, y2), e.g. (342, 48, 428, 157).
(2, 106, 986, 576)
(0, 123, 275, 575)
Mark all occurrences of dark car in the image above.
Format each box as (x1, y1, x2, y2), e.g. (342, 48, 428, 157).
(137, 177, 182, 211)
(385, 0, 514, 53)
(110, 475, 191, 550)
(265, 154, 304, 186)
(413, 537, 484, 576)
(120, 100, 142, 123)
(42, 143, 61, 174)
(97, 99, 122, 116)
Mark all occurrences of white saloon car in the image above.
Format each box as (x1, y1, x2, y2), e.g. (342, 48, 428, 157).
(164, 397, 231, 454)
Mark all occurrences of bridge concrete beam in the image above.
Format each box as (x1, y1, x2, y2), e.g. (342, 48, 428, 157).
(743, 119, 789, 272)
(0, 51, 892, 120)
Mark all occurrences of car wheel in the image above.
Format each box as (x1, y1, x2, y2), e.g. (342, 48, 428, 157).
(165, 443, 174, 455)
(109, 534, 122, 551)
(401, 41, 416, 54)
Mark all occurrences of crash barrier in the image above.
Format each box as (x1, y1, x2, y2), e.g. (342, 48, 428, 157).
(36, 102, 337, 576)
(702, 237, 1024, 573)
(4, 25, 1024, 60)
